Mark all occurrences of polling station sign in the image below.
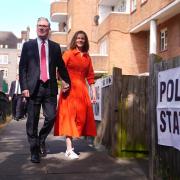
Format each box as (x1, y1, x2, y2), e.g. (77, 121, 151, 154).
(90, 76, 112, 121)
(93, 78, 102, 121)
(157, 67, 180, 150)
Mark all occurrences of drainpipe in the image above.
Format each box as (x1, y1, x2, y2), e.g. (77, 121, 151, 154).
(149, 20, 157, 54)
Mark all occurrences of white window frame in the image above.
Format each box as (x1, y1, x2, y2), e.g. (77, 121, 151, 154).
(99, 38, 108, 55)
(67, 16, 71, 32)
(160, 28, 168, 51)
(131, 0, 137, 12)
(116, 0, 126, 12)
(0, 55, 9, 64)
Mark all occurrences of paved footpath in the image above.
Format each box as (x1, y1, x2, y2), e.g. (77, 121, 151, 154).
(0, 119, 149, 180)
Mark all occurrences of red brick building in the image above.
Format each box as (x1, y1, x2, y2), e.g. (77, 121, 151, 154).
(50, 0, 180, 75)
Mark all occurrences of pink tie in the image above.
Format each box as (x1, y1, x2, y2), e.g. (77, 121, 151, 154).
(40, 41, 48, 82)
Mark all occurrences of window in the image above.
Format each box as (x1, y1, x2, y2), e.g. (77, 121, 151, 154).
(0, 55, 8, 64)
(67, 16, 71, 32)
(117, 0, 126, 12)
(99, 38, 108, 55)
(160, 28, 168, 51)
(131, 0, 137, 12)
(0, 68, 8, 79)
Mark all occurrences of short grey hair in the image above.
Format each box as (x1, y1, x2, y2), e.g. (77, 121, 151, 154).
(37, 17, 51, 27)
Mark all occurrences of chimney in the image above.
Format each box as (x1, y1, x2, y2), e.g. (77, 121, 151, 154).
(21, 26, 30, 41)
(27, 26, 30, 40)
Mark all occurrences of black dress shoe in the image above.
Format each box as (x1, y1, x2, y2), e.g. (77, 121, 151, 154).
(31, 153, 40, 163)
(39, 143, 47, 157)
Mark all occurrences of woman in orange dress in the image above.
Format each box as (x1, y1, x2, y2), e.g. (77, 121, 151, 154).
(54, 30, 97, 159)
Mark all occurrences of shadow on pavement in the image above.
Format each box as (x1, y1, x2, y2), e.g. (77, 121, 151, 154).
(0, 119, 149, 180)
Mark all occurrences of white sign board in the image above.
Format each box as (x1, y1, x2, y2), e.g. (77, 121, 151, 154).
(92, 78, 102, 121)
(89, 76, 112, 121)
(102, 76, 112, 88)
(157, 67, 180, 150)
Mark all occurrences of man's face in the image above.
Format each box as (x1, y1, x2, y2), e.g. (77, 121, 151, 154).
(36, 19, 50, 40)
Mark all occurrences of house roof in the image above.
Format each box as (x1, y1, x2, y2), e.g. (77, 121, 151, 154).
(0, 31, 18, 49)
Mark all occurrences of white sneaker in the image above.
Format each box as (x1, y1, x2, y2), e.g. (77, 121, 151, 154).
(65, 148, 79, 160)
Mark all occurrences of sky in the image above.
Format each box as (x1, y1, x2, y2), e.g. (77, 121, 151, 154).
(0, 0, 57, 38)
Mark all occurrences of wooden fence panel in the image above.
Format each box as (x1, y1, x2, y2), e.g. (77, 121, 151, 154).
(95, 67, 149, 158)
(95, 84, 112, 148)
(111, 68, 122, 154)
(118, 75, 148, 156)
(148, 54, 161, 180)
(150, 55, 180, 180)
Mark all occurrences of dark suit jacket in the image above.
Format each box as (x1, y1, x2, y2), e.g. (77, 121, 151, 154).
(19, 39, 70, 96)
(9, 81, 16, 98)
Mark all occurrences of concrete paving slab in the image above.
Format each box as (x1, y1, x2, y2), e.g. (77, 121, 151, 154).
(0, 174, 147, 180)
(0, 153, 47, 176)
(0, 118, 149, 180)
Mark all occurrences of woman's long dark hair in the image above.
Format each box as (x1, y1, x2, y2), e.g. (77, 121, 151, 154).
(69, 30, 89, 52)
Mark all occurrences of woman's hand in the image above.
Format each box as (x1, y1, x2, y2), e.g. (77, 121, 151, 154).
(61, 80, 70, 93)
(90, 84, 96, 103)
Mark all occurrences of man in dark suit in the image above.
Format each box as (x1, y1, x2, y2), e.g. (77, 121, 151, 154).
(19, 17, 70, 163)
(9, 74, 25, 120)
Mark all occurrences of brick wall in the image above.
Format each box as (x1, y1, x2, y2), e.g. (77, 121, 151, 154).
(130, 0, 175, 29)
(108, 31, 148, 75)
(158, 14, 180, 60)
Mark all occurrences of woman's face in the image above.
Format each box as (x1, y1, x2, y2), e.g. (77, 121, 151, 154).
(76, 33, 86, 50)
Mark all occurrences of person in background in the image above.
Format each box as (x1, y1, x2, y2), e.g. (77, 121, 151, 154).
(19, 17, 70, 163)
(9, 74, 25, 121)
(54, 30, 97, 160)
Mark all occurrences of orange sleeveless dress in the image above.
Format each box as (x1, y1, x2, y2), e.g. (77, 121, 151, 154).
(54, 49, 97, 137)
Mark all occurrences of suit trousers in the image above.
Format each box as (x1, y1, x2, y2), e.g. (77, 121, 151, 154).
(12, 94, 24, 119)
(26, 81, 57, 153)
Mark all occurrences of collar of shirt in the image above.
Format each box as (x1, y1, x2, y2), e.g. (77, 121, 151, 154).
(15, 80, 21, 94)
(37, 37, 48, 46)
(72, 48, 89, 57)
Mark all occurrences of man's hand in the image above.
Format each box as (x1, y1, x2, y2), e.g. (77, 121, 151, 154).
(91, 93, 96, 104)
(22, 90, 30, 97)
(9, 96, 12, 101)
(22, 97, 27, 102)
(61, 80, 70, 93)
